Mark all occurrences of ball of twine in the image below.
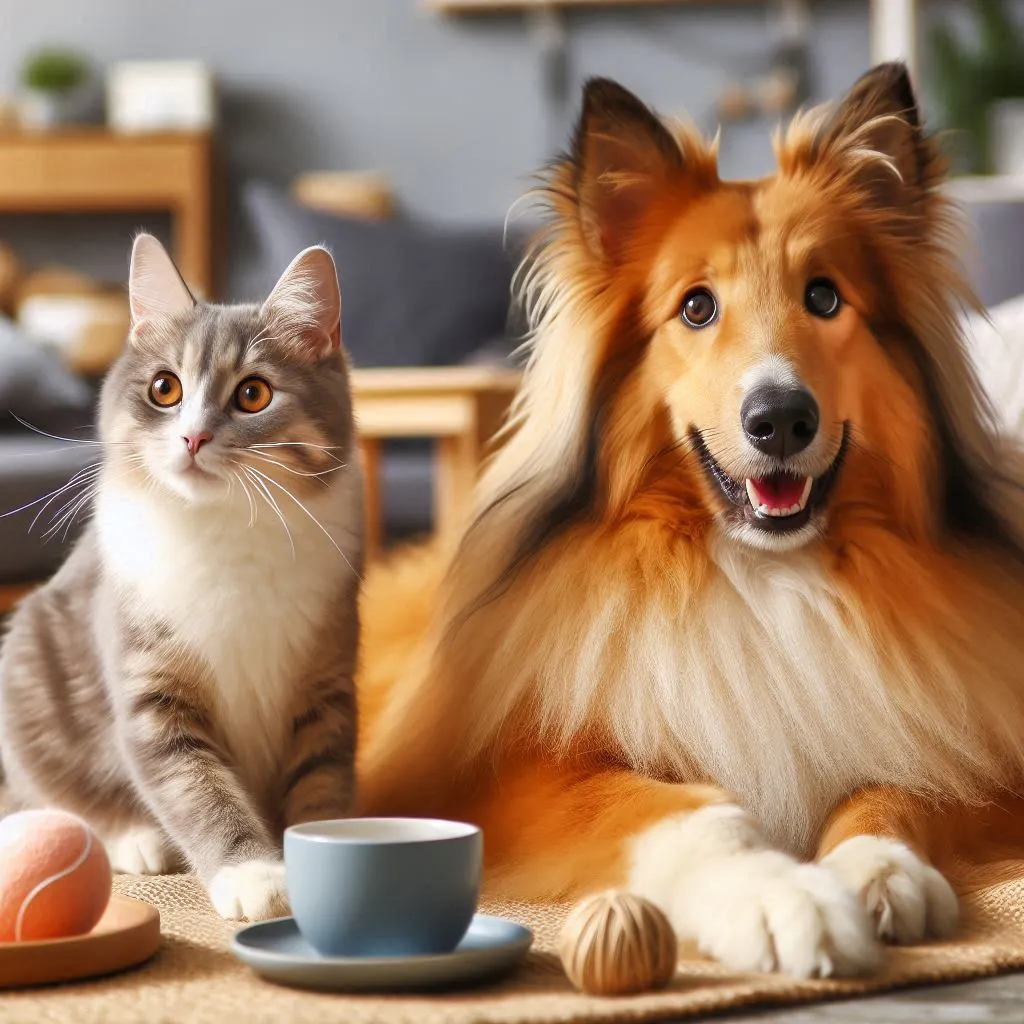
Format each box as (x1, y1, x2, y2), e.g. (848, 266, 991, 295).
(559, 890, 677, 996)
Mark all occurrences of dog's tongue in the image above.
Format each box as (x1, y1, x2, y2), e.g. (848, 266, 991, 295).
(747, 473, 807, 511)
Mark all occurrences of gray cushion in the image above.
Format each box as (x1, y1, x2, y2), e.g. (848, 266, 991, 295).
(962, 198, 1024, 308)
(0, 434, 96, 582)
(243, 182, 515, 369)
(0, 317, 96, 433)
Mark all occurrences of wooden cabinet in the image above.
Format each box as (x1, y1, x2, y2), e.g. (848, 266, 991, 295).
(0, 129, 221, 299)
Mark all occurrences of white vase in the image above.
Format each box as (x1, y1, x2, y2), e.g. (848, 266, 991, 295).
(17, 89, 72, 131)
(990, 99, 1024, 177)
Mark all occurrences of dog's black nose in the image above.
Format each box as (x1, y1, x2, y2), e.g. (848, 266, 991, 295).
(741, 386, 819, 459)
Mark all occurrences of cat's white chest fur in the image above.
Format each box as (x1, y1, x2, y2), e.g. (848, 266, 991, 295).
(95, 475, 356, 793)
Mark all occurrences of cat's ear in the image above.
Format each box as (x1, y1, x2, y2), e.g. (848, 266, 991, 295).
(129, 234, 196, 322)
(260, 246, 341, 361)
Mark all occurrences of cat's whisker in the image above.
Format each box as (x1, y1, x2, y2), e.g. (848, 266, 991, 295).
(9, 415, 132, 447)
(231, 468, 258, 528)
(37, 474, 101, 535)
(242, 466, 296, 559)
(248, 441, 342, 450)
(248, 442, 346, 466)
(7, 445, 107, 459)
(246, 466, 360, 579)
(245, 326, 275, 352)
(3, 463, 102, 524)
(42, 460, 145, 540)
(44, 485, 98, 543)
(241, 450, 344, 479)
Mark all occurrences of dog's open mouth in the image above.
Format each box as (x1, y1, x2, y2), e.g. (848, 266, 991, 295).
(691, 425, 849, 535)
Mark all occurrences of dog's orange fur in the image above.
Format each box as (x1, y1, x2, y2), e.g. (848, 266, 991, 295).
(357, 64, 1024, 946)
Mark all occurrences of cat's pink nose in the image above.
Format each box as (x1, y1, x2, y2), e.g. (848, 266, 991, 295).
(183, 432, 213, 457)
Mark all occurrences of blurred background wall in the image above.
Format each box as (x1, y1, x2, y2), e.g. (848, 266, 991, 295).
(4, 0, 1024, 579)
(0, 0, 879, 296)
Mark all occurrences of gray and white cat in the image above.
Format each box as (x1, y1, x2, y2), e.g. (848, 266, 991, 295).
(0, 235, 362, 921)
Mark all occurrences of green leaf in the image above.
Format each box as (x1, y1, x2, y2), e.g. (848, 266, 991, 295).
(21, 50, 87, 93)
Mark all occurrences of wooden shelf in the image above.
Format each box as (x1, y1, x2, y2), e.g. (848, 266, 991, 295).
(0, 129, 221, 299)
(426, 0, 731, 11)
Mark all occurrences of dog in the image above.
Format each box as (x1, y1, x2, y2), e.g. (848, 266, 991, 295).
(357, 63, 1024, 978)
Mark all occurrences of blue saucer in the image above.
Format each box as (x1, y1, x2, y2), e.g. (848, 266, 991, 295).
(231, 913, 533, 992)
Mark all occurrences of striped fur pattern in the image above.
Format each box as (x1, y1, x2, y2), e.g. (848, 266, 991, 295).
(358, 65, 1024, 976)
(0, 237, 362, 921)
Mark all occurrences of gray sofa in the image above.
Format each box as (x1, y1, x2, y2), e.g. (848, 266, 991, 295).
(0, 321, 98, 582)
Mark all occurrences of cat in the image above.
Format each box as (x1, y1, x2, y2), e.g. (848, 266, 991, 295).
(0, 234, 363, 921)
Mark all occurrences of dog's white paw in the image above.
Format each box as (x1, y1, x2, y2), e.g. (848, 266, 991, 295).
(676, 850, 878, 977)
(105, 826, 178, 875)
(208, 860, 289, 921)
(629, 806, 879, 978)
(821, 835, 958, 944)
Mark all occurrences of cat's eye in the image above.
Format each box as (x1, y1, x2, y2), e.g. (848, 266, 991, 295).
(680, 287, 718, 329)
(149, 373, 182, 408)
(805, 278, 841, 319)
(235, 377, 273, 413)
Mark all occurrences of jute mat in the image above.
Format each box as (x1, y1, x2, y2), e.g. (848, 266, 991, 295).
(3, 870, 1024, 1024)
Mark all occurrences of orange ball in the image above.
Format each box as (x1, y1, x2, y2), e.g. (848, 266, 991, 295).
(0, 810, 112, 942)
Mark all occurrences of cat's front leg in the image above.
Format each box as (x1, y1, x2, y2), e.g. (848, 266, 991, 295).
(116, 666, 287, 922)
(283, 673, 357, 827)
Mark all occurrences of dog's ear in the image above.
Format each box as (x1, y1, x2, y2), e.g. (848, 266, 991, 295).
(572, 78, 685, 263)
(817, 62, 937, 213)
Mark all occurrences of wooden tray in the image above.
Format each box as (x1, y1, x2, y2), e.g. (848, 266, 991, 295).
(0, 895, 161, 988)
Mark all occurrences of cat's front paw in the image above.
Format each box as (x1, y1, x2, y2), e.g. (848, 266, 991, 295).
(208, 860, 289, 921)
(630, 806, 879, 978)
(821, 836, 958, 944)
(105, 826, 181, 875)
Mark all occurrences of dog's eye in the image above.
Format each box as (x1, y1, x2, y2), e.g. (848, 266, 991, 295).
(680, 287, 718, 329)
(805, 278, 841, 319)
(149, 372, 182, 408)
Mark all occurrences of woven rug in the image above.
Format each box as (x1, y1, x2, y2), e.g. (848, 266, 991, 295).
(2, 871, 1024, 1024)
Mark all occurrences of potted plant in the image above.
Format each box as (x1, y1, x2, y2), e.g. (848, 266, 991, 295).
(18, 49, 89, 131)
(930, 0, 1024, 175)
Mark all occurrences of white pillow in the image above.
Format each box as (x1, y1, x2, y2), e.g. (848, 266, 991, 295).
(965, 294, 1024, 438)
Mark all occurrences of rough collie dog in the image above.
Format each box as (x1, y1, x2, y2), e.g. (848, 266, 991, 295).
(358, 63, 1024, 978)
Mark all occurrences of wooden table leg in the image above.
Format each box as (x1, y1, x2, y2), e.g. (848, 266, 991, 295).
(435, 431, 480, 541)
(360, 438, 383, 563)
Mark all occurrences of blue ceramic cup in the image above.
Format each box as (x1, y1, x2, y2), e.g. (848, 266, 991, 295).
(284, 817, 482, 957)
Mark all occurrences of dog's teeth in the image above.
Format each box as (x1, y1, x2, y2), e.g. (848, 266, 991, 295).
(747, 475, 814, 518)
(798, 476, 813, 511)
